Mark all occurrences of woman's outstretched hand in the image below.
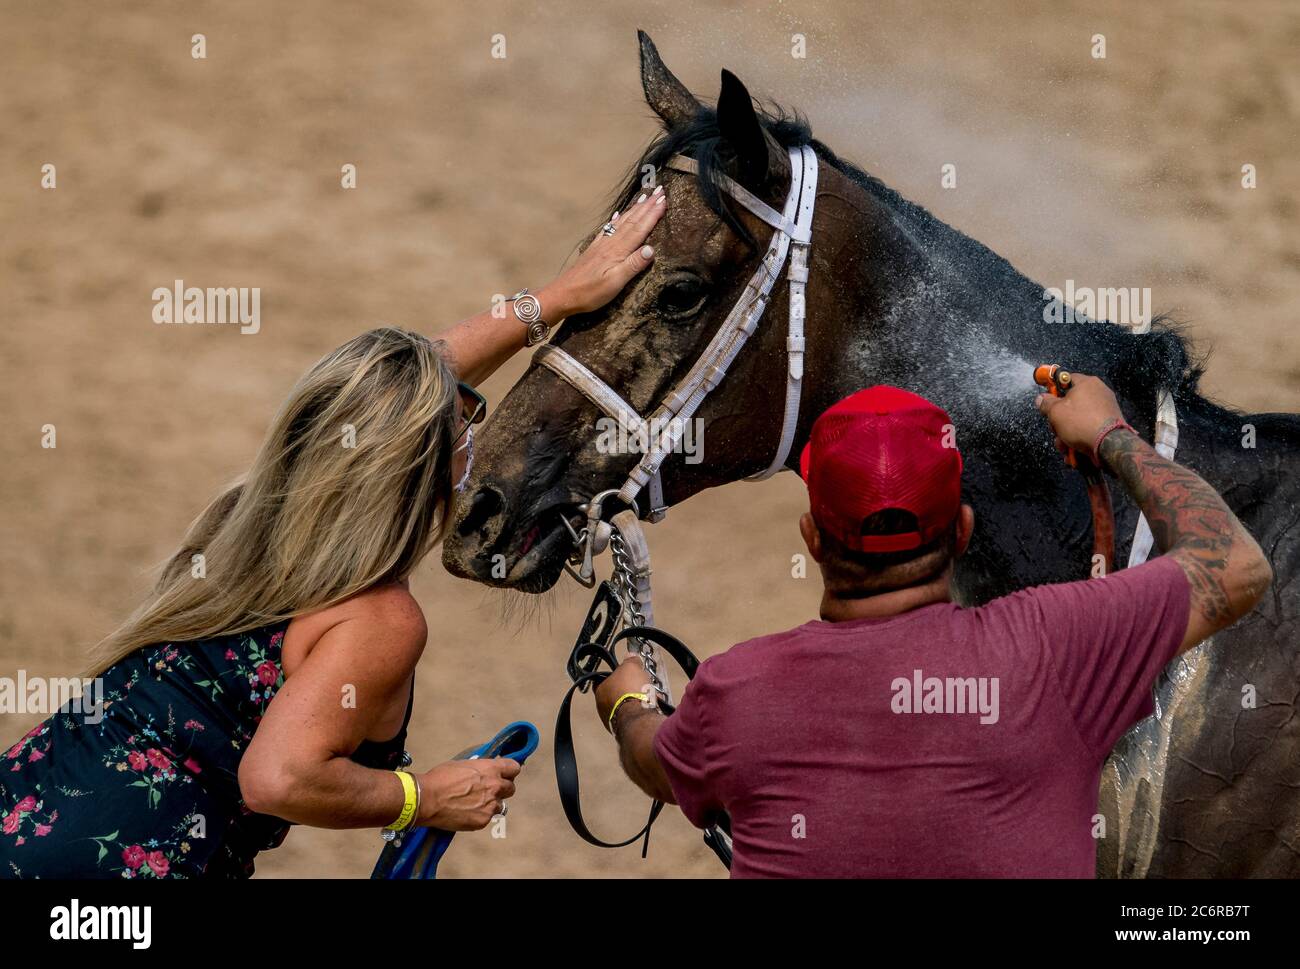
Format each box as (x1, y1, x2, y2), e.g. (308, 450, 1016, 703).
(548, 185, 667, 316)
(436, 184, 667, 387)
(418, 757, 521, 831)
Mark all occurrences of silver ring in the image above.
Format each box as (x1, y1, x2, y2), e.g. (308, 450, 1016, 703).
(498, 801, 508, 817)
(600, 221, 617, 236)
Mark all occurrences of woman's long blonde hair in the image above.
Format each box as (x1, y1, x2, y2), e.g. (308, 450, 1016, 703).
(87, 327, 459, 676)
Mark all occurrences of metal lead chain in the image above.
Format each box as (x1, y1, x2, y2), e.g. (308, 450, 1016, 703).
(609, 528, 665, 698)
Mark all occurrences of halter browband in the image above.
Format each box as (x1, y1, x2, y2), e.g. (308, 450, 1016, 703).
(534, 145, 819, 522)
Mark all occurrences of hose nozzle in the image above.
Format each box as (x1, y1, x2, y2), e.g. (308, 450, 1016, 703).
(1034, 364, 1073, 397)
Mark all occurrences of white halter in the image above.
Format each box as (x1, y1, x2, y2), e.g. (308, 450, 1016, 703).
(533, 145, 819, 522)
(1127, 320, 1181, 567)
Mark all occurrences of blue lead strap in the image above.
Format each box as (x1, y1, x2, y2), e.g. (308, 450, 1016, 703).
(371, 721, 540, 880)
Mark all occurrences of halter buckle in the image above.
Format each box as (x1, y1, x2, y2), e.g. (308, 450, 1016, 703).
(561, 489, 637, 587)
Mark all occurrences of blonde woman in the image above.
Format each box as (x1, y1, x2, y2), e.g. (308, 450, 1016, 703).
(0, 191, 667, 878)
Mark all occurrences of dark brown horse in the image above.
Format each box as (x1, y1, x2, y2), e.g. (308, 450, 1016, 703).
(442, 32, 1300, 877)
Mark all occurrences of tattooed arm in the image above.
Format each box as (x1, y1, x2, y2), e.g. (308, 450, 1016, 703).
(1097, 429, 1271, 651)
(1036, 374, 1272, 654)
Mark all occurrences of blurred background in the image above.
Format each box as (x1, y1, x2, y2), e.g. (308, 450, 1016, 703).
(1, 0, 1297, 876)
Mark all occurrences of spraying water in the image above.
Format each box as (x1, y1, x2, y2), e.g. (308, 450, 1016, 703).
(941, 344, 1047, 447)
(966, 349, 1038, 398)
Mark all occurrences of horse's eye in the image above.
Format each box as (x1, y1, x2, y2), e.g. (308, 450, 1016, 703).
(657, 276, 707, 316)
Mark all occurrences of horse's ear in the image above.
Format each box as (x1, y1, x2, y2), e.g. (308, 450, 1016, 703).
(639, 30, 699, 128)
(717, 69, 778, 189)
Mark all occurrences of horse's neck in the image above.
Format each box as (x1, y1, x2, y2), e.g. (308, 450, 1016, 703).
(817, 239, 1148, 437)
(805, 217, 1177, 600)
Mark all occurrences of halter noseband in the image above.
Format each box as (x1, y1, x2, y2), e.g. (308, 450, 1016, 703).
(534, 145, 819, 522)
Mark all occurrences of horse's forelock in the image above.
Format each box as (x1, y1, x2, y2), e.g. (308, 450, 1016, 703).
(609, 103, 814, 249)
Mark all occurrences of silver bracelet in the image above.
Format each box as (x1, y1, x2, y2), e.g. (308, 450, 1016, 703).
(511, 289, 550, 346)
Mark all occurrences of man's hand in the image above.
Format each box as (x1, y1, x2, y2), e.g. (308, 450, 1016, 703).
(418, 758, 521, 831)
(592, 656, 675, 804)
(1034, 372, 1125, 460)
(593, 656, 659, 731)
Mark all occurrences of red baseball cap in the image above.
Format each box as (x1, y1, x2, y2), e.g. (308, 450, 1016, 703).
(799, 386, 963, 553)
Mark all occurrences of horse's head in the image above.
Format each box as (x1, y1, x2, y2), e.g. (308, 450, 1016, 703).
(442, 33, 902, 592)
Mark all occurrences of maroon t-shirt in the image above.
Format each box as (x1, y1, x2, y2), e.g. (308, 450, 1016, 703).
(653, 555, 1191, 878)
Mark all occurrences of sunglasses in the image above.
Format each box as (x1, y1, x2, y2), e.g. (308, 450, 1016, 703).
(452, 381, 487, 446)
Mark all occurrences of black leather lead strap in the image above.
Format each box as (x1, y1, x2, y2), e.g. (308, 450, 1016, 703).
(554, 658, 664, 849)
(554, 624, 729, 863)
(618, 625, 701, 681)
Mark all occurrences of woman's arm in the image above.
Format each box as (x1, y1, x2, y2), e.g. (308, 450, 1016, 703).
(438, 187, 666, 386)
(238, 591, 519, 831)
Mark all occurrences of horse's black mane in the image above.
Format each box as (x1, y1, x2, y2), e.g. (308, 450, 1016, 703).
(616, 101, 1233, 418)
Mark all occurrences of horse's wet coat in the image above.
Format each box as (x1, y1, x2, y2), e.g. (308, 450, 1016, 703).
(442, 32, 1300, 876)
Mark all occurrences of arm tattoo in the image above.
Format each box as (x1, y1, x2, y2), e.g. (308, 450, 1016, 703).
(1098, 429, 1237, 624)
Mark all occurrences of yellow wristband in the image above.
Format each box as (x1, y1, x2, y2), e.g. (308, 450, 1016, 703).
(385, 770, 419, 832)
(607, 692, 650, 732)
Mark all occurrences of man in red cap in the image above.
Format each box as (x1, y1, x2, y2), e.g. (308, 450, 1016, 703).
(594, 373, 1270, 877)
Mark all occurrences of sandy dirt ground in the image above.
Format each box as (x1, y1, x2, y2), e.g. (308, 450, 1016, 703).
(1, 0, 1297, 877)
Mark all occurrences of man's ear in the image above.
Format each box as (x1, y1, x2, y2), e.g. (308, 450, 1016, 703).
(954, 504, 975, 558)
(799, 511, 823, 564)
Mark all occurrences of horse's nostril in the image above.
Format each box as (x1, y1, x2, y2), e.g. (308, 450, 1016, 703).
(457, 486, 503, 537)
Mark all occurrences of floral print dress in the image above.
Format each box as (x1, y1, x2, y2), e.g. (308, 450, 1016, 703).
(0, 622, 411, 878)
